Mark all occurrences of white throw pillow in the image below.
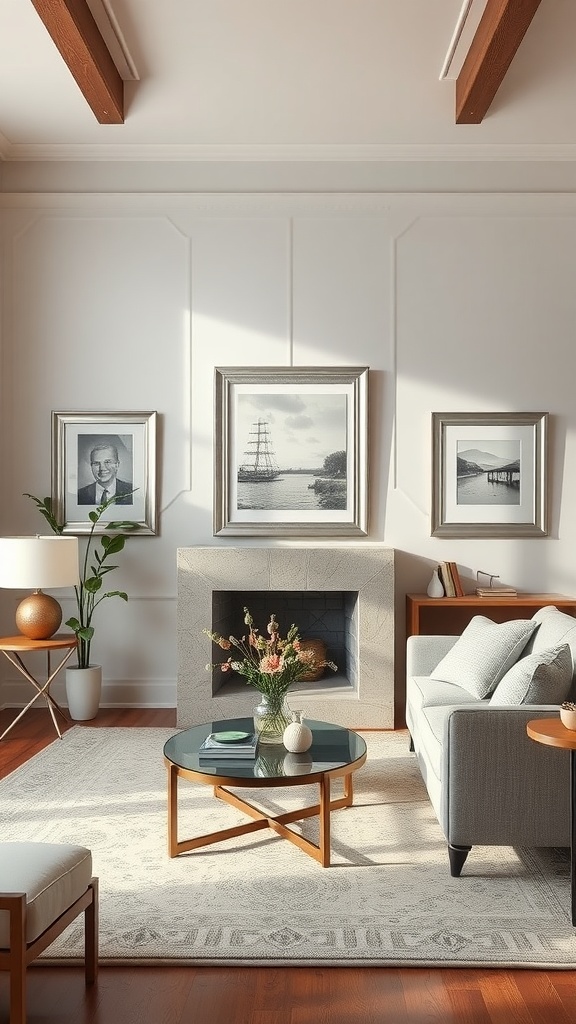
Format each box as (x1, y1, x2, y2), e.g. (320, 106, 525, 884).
(526, 606, 576, 677)
(489, 644, 573, 706)
(430, 615, 537, 699)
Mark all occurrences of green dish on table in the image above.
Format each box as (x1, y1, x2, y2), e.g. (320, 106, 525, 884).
(212, 731, 252, 743)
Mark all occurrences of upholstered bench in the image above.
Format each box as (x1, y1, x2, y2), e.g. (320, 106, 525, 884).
(0, 842, 98, 1024)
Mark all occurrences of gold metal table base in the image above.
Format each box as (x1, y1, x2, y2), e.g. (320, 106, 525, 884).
(166, 763, 356, 867)
(0, 636, 77, 741)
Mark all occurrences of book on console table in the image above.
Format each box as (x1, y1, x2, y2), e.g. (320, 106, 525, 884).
(475, 587, 518, 597)
(437, 562, 455, 597)
(198, 731, 259, 759)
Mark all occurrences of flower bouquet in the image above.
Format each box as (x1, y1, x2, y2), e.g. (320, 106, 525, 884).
(205, 607, 336, 743)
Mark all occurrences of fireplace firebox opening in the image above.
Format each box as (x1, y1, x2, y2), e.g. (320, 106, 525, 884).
(210, 590, 359, 697)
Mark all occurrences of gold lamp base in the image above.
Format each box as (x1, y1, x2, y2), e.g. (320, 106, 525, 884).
(15, 590, 63, 640)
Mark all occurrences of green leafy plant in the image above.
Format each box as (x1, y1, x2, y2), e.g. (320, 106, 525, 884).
(25, 493, 138, 669)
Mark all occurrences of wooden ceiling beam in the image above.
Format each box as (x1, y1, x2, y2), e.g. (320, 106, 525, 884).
(30, 0, 124, 124)
(455, 0, 543, 124)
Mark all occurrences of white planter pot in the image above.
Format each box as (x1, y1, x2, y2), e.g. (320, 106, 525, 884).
(65, 665, 102, 721)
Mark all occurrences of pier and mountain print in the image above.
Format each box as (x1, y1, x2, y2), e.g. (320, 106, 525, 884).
(236, 392, 347, 512)
(431, 412, 547, 539)
(457, 439, 520, 505)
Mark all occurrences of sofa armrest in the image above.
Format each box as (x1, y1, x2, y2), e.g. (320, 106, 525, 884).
(406, 634, 459, 677)
(442, 705, 569, 847)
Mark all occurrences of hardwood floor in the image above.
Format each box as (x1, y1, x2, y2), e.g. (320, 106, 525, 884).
(1, 708, 576, 1023)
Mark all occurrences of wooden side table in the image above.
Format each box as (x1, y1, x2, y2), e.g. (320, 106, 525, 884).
(526, 718, 576, 925)
(0, 634, 77, 741)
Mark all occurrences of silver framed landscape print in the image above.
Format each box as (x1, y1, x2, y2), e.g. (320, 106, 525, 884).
(214, 367, 369, 536)
(431, 411, 549, 538)
(52, 411, 158, 535)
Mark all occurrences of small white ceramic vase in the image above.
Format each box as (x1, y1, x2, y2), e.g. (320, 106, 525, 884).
(427, 567, 444, 598)
(282, 710, 313, 753)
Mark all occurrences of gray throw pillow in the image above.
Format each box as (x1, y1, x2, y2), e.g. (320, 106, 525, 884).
(525, 606, 576, 675)
(489, 644, 573, 706)
(430, 615, 537, 699)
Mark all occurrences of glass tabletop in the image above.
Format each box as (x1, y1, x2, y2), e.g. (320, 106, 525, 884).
(163, 717, 367, 782)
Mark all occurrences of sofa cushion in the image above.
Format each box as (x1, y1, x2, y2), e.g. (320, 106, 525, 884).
(526, 606, 576, 681)
(416, 705, 452, 782)
(430, 615, 537, 699)
(488, 643, 572, 706)
(407, 675, 479, 714)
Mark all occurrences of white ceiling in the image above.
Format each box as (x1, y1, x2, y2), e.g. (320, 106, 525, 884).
(1, 0, 575, 162)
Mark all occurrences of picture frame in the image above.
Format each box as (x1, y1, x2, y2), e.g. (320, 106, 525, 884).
(431, 411, 549, 538)
(52, 411, 158, 535)
(214, 366, 369, 536)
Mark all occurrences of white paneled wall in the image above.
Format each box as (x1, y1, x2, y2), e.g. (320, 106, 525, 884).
(2, 192, 576, 712)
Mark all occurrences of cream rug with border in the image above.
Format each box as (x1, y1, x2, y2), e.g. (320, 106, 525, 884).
(2, 726, 576, 968)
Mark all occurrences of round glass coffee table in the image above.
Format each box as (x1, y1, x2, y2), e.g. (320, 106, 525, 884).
(163, 717, 367, 867)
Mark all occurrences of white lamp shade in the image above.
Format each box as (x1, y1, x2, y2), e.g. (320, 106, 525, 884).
(0, 536, 79, 589)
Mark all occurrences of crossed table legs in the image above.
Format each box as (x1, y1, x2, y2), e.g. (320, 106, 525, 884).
(166, 762, 357, 867)
(0, 635, 77, 741)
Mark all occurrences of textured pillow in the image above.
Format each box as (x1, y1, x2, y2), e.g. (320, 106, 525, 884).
(489, 644, 573, 706)
(430, 615, 537, 699)
(525, 606, 576, 681)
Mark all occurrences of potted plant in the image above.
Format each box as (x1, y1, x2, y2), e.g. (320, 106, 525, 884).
(25, 493, 138, 720)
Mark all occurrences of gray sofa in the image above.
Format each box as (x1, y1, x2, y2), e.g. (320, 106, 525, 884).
(405, 605, 576, 876)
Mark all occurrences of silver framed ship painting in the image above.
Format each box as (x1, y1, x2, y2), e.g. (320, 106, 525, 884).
(431, 411, 549, 538)
(214, 367, 369, 536)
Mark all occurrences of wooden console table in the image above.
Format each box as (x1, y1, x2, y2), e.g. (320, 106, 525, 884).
(406, 593, 576, 638)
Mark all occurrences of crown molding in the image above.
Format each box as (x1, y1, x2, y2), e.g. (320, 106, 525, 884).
(3, 142, 576, 164)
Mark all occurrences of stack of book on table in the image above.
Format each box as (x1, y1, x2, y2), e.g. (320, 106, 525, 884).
(198, 730, 259, 760)
(475, 586, 517, 597)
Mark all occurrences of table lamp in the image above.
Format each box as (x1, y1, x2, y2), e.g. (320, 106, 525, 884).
(0, 535, 79, 640)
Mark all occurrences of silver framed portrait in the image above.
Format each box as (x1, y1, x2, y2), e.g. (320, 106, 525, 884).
(214, 366, 369, 537)
(431, 411, 549, 538)
(52, 411, 158, 535)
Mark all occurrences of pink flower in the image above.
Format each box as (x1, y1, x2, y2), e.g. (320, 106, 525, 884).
(260, 654, 282, 673)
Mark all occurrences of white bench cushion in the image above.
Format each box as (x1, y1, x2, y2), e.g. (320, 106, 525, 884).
(0, 842, 92, 946)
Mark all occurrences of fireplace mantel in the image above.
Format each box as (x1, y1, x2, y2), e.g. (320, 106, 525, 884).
(177, 545, 394, 729)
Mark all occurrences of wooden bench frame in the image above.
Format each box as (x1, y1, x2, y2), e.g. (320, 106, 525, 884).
(0, 877, 98, 1024)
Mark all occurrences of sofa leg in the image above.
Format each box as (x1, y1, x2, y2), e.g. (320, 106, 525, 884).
(408, 733, 414, 752)
(448, 844, 471, 877)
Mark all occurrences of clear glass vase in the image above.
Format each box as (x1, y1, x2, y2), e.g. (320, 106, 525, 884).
(253, 693, 291, 744)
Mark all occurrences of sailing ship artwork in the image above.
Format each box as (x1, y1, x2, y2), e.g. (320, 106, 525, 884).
(235, 398, 348, 513)
(237, 419, 281, 483)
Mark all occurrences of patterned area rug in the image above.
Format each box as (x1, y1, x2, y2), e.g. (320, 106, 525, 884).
(2, 726, 576, 968)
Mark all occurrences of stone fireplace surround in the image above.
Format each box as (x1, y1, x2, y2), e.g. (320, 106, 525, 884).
(177, 545, 394, 729)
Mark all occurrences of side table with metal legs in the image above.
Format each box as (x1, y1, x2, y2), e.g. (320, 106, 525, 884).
(0, 635, 77, 741)
(527, 718, 576, 926)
